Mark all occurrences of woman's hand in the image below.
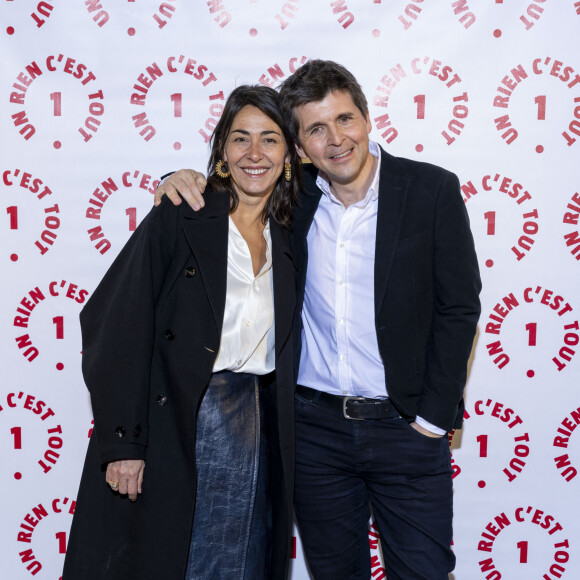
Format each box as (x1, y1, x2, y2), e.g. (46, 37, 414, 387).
(106, 459, 145, 501)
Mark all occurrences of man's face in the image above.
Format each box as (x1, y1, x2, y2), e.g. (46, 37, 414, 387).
(294, 90, 373, 189)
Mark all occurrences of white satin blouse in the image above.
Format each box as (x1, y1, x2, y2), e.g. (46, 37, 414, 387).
(212, 217, 275, 375)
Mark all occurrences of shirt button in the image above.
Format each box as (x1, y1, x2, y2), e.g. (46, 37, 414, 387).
(237, 359, 243, 365)
(245, 320, 251, 327)
(338, 280, 344, 286)
(340, 355, 346, 361)
(156, 394, 168, 406)
(339, 243, 345, 248)
(338, 318, 344, 324)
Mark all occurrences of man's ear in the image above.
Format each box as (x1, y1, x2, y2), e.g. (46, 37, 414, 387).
(295, 142, 308, 160)
(365, 111, 372, 134)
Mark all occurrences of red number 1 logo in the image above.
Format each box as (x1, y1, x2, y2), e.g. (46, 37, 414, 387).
(50, 92, 62, 116)
(6, 206, 18, 229)
(483, 211, 496, 236)
(52, 316, 64, 339)
(126, 208, 137, 231)
(414, 95, 425, 120)
(534, 95, 546, 121)
(525, 322, 537, 347)
(55, 531, 67, 554)
(10, 426, 22, 449)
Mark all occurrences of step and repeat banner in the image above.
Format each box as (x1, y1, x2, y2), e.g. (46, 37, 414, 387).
(1, 2, 580, 579)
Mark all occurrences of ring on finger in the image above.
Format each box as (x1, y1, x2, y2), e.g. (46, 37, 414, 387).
(107, 480, 119, 490)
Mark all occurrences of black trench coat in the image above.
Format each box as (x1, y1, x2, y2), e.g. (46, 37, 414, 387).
(63, 192, 296, 580)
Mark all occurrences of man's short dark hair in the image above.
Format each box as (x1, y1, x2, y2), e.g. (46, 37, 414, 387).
(278, 59, 369, 144)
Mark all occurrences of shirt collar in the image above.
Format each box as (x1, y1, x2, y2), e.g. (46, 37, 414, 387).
(228, 217, 272, 274)
(315, 141, 381, 208)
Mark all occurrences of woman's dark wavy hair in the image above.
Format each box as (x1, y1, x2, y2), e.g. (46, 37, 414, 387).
(207, 84, 301, 229)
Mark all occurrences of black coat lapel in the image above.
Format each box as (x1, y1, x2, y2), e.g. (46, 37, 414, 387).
(181, 192, 230, 332)
(374, 149, 410, 317)
(270, 220, 296, 357)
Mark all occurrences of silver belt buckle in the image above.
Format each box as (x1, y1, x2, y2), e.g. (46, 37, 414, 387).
(343, 396, 366, 420)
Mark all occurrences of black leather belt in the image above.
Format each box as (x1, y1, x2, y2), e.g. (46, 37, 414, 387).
(296, 385, 400, 421)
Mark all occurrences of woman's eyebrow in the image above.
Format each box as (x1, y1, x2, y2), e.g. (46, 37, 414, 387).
(230, 129, 282, 136)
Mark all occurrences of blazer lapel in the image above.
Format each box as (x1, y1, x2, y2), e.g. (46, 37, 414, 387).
(181, 192, 230, 332)
(291, 165, 323, 306)
(374, 149, 410, 317)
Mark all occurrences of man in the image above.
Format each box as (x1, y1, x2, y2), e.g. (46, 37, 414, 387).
(155, 60, 481, 579)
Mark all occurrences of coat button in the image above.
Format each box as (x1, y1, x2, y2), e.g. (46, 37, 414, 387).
(133, 424, 142, 438)
(184, 267, 196, 278)
(165, 329, 175, 341)
(156, 394, 167, 406)
(115, 425, 126, 438)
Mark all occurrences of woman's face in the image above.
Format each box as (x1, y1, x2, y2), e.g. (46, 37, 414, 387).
(223, 105, 289, 203)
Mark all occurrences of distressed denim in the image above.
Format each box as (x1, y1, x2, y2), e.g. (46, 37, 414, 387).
(186, 371, 271, 580)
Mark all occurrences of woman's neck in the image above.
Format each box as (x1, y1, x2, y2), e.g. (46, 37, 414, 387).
(231, 197, 270, 277)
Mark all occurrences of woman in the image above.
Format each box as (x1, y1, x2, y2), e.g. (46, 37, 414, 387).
(63, 85, 301, 580)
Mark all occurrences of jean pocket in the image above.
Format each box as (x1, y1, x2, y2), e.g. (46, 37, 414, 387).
(396, 416, 446, 443)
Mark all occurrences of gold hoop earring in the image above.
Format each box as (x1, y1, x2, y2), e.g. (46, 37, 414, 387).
(284, 163, 292, 182)
(215, 160, 230, 178)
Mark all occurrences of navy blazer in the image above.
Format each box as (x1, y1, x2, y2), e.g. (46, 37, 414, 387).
(291, 147, 481, 432)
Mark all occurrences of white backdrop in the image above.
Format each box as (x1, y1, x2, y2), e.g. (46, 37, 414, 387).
(1, 2, 580, 578)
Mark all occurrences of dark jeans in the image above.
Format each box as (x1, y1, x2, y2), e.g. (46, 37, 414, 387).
(186, 372, 272, 580)
(294, 390, 454, 580)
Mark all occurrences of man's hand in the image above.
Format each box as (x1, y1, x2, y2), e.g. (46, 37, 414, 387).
(106, 459, 145, 501)
(410, 421, 444, 438)
(154, 169, 207, 210)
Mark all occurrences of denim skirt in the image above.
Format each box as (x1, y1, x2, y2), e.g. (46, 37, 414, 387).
(185, 371, 272, 579)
